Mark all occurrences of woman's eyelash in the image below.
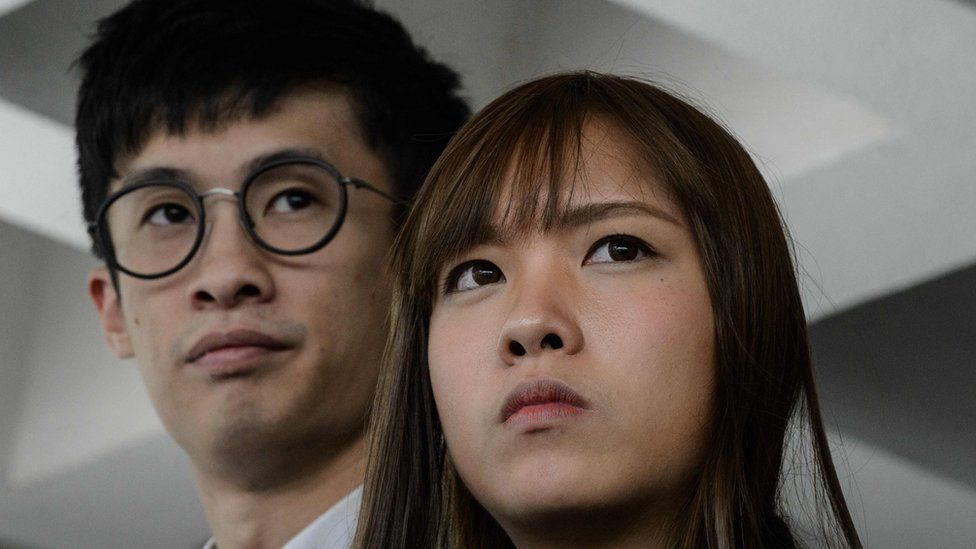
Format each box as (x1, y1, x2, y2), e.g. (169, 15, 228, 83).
(442, 259, 505, 294)
(442, 263, 466, 294)
(442, 260, 479, 294)
(584, 234, 656, 263)
(440, 236, 653, 293)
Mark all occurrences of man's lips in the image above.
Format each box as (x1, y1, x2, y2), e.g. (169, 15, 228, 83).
(186, 329, 293, 365)
(499, 378, 590, 425)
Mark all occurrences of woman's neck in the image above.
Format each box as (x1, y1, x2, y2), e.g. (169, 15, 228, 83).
(502, 499, 677, 549)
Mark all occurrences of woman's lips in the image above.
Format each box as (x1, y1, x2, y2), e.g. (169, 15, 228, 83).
(500, 378, 591, 428)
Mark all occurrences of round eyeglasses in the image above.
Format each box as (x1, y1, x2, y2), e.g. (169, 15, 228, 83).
(89, 155, 399, 279)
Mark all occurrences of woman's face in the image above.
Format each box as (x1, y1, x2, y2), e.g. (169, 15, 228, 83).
(427, 121, 716, 539)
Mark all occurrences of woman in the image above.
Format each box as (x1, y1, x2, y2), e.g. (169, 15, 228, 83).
(356, 72, 861, 548)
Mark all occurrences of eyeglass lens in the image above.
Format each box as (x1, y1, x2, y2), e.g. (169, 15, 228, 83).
(103, 163, 344, 277)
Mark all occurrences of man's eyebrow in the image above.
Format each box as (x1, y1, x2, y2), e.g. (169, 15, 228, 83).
(117, 148, 331, 192)
(239, 148, 329, 178)
(119, 167, 193, 190)
(557, 200, 683, 229)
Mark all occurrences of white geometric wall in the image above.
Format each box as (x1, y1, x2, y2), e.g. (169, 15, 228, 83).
(1, 1, 973, 546)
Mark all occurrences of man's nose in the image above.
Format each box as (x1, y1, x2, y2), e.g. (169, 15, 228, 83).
(496, 262, 584, 365)
(186, 200, 275, 309)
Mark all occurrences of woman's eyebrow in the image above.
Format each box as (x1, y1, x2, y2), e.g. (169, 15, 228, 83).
(557, 201, 682, 229)
(478, 201, 682, 246)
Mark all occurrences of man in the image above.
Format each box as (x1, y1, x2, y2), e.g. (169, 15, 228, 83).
(76, 1, 468, 546)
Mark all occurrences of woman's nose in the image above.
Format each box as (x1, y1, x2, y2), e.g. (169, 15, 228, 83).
(497, 271, 583, 365)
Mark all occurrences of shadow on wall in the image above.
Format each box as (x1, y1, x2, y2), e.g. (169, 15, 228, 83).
(809, 260, 976, 491)
(0, 0, 128, 125)
(0, 434, 207, 549)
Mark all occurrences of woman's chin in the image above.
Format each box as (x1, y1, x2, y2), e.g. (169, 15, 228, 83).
(480, 458, 618, 522)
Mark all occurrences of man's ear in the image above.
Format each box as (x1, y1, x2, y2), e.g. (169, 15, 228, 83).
(88, 266, 134, 359)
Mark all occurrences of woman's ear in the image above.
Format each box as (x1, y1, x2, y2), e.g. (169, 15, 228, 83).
(88, 266, 134, 359)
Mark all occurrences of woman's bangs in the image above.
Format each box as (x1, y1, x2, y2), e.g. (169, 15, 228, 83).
(409, 84, 592, 305)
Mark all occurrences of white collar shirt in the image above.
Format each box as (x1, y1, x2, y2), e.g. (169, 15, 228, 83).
(202, 484, 362, 549)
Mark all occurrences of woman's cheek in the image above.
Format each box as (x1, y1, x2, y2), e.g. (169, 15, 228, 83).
(429, 305, 503, 481)
(428, 311, 480, 440)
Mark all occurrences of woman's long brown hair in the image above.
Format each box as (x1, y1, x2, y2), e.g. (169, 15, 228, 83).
(355, 72, 862, 548)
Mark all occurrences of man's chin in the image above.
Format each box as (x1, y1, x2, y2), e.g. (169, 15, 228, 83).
(182, 399, 274, 453)
(210, 407, 277, 446)
(195, 414, 335, 490)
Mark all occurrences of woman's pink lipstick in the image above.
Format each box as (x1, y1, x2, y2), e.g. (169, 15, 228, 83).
(500, 378, 590, 429)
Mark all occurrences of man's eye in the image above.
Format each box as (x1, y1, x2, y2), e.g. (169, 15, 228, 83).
(584, 235, 653, 264)
(445, 260, 505, 293)
(268, 189, 315, 213)
(146, 204, 194, 226)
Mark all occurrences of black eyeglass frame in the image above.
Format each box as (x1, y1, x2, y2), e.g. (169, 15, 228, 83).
(88, 155, 400, 280)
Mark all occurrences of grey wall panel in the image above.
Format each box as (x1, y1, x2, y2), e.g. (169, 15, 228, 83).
(811, 261, 976, 490)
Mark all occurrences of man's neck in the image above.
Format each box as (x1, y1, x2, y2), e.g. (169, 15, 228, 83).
(195, 434, 365, 549)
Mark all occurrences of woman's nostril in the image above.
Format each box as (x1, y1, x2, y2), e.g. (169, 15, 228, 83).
(238, 284, 261, 297)
(509, 340, 527, 357)
(541, 333, 563, 350)
(506, 334, 565, 359)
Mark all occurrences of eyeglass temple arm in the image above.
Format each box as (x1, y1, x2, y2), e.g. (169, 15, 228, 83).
(341, 176, 408, 207)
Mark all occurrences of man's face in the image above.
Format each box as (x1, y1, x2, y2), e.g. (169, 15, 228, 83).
(89, 89, 394, 470)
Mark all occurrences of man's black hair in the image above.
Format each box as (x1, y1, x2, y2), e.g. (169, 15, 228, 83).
(75, 0, 470, 257)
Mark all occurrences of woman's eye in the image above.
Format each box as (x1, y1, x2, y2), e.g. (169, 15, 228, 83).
(446, 260, 505, 293)
(146, 204, 194, 226)
(268, 189, 315, 214)
(585, 235, 653, 264)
